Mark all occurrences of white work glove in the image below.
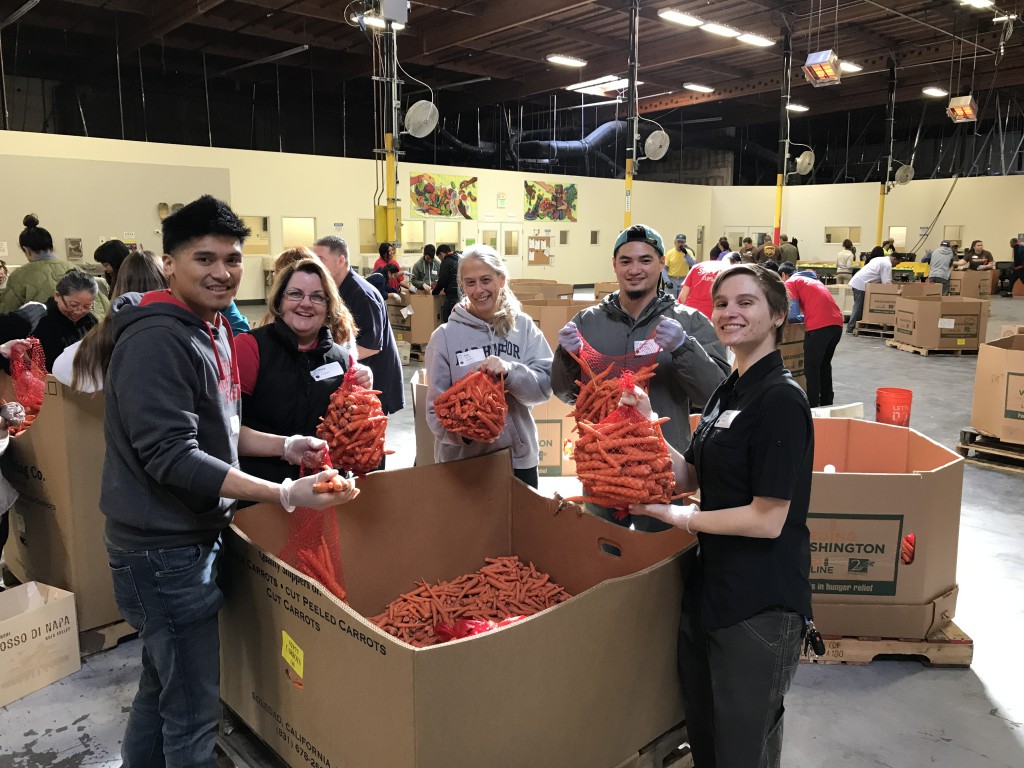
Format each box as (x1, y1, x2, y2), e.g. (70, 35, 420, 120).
(282, 435, 329, 468)
(653, 316, 688, 352)
(558, 321, 582, 354)
(349, 364, 373, 389)
(0, 339, 32, 360)
(279, 471, 360, 513)
(0, 401, 26, 428)
(409, 285, 418, 293)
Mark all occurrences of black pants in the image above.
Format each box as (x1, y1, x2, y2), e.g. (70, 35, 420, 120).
(1007, 268, 1024, 295)
(803, 325, 842, 407)
(679, 603, 804, 768)
(512, 466, 538, 489)
(441, 296, 458, 323)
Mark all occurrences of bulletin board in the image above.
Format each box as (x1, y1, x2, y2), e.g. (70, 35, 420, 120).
(528, 235, 552, 266)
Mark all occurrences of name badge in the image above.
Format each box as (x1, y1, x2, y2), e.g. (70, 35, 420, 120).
(456, 348, 486, 367)
(634, 339, 661, 356)
(310, 361, 344, 381)
(715, 409, 742, 429)
(229, 414, 240, 435)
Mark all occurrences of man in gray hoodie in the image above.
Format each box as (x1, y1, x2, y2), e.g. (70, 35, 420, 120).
(102, 196, 358, 768)
(552, 224, 731, 530)
(923, 240, 955, 294)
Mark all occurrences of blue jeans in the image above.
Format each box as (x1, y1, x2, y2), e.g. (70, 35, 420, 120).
(108, 539, 224, 768)
(679, 604, 804, 768)
(927, 276, 949, 295)
(847, 287, 865, 332)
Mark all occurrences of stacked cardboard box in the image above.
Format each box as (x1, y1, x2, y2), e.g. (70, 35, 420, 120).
(948, 270, 991, 300)
(594, 281, 618, 300)
(219, 454, 694, 768)
(509, 278, 572, 299)
(410, 369, 434, 467)
(0, 582, 80, 707)
(970, 335, 1024, 445)
(809, 419, 963, 639)
(827, 284, 853, 316)
(863, 283, 940, 325)
(386, 293, 444, 345)
(520, 298, 597, 352)
(893, 296, 989, 351)
(0, 377, 121, 633)
(780, 322, 806, 391)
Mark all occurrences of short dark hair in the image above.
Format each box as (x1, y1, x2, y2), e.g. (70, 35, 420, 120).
(842, 239, 854, 250)
(869, 246, 885, 261)
(742, 237, 753, 245)
(778, 261, 796, 276)
(423, 244, 436, 257)
(762, 260, 779, 273)
(711, 264, 789, 344)
(55, 269, 99, 297)
(437, 244, 453, 255)
(378, 242, 393, 259)
(162, 195, 250, 255)
(19, 213, 54, 252)
(314, 235, 348, 256)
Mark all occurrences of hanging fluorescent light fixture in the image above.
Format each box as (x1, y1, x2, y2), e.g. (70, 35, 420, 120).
(738, 33, 775, 47)
(786, 103, 809, 112)
(947, 94, 978, 122)
(839, 60, 862, 73)
(803, 49, 841, 86)
(922, 86, 949, 97)
(351, 12, 404, 30)
(684, 82, 715, 93)
(546, 54, 587, 67)
(959, 0, 993, 7)
(565, 74, 620, 92)
(657, 9, 703, 27)
(701, 22, 740, 37)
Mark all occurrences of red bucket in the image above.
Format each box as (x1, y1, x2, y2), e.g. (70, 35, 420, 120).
(876, 387, 913, 427)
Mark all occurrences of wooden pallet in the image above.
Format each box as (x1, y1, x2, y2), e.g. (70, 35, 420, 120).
(803, 621, 973, 667)
(79, 620, 138, 658)
(885, 339, 979, 357)
(956, 427, 1024, 474)
(854, 321, 894, 338)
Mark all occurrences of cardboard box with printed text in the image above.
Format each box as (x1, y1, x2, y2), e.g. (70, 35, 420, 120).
(808, 419, 963, 639)
(0, 582, 80, 708)
(970, 334, 1024, 446)
(0, 377, 121, 633)
(863, 282, 940, 325)
(948, 269, 991, 299)
(219, 453, 695, 768)
(893, 295, 988, 351)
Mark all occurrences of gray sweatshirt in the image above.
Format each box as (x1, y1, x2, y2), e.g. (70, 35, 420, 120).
(551, 292, 731, 454)
(426, 303, 553, 469)
(924, 245, 954, 281)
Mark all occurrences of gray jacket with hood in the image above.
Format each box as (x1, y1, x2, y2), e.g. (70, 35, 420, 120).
(924, 245, 954, 281)
(426, 303, 553, 469)
(101, 291, 241, 551)
(551, 291, 730, 453)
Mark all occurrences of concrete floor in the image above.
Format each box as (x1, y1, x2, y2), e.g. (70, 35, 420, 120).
(1, 293, 1023, 768)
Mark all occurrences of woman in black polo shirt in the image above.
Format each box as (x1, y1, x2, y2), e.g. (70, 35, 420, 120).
(631, 263, 812, 768)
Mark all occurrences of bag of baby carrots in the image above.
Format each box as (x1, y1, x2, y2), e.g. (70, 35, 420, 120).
(434, 369, 508, 442)
(566, 331, 659, 424)
(568, 371, 675, 516)
(277, 454, 347, 602)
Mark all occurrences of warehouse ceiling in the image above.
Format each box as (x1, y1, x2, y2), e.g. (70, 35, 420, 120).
(2, 0, 1024, 180)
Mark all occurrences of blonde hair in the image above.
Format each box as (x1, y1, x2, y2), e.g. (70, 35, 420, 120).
(457, 244, 521, 337)
(267, 258, 357, 346)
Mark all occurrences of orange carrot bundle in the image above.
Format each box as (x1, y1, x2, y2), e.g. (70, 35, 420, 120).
(369, 555, 571, 647)
(316, 370, 389, 474)
(6, 338, 46, 437)
(295, 532, 347, 602)
(568, 356, 656, 425)
(433, 370, 508, 442)
(566, 415, 675, 511)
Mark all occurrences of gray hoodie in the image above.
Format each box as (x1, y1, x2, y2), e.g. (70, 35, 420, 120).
(924, 245, 954, 281)
(426, 303, 553, 469)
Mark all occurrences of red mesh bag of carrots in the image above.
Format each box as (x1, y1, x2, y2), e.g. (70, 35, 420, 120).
(316, 368, 389, 475)
(6, 338, 46, 436)
(566, 331, 658, 424)
(277, 454, 347, 602)
(433, 370, 508, 442)
(567, 371, 675, 515)
(369, 556, 571, 647)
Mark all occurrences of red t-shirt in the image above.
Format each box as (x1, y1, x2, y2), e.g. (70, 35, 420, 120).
(373, 257, 404, 290)
(785, 275, 844, 331)
(679, 262, 727, 318)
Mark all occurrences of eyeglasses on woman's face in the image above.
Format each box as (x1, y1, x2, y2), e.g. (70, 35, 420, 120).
(282, 287, 327, 306)
(59, 295, 95, 313)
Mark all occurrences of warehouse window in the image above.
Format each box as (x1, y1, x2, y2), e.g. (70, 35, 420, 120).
(888, 226, 907, 249)
(824, 226, 861, 244)
(559, 230, 570, 246)
(591, 230, 600, 245)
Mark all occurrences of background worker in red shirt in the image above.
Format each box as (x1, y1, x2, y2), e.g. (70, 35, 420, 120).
(779, 261, 843, 407)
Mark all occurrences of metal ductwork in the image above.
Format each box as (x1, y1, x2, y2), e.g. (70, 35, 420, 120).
(517, 120, 628, 159)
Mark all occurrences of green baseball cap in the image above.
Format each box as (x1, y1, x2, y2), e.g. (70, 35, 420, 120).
(613, 224, 665, 257)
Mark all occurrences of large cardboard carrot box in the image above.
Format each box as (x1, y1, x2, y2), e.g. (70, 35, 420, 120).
(0, 376, 121, 633)
(863, 282, 940, 325)
(971, 334, 1024, 446)
(893, 295, 988, 351)
(219, 453, 694, 768)
(809, 419, 963, 639)
(0, 582, 80, 708)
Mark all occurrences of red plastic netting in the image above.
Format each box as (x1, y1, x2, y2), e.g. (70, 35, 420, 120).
(277, 455, 347, 602)
(567, 331, 659, 425)
(316, 368, 389, 475)
(7, 338, 46, 436)
(434, 370, 508, 442)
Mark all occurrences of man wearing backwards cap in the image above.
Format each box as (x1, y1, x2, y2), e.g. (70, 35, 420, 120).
(663, 232, 697, 299)
(922, 239, 955, 295)
(551, 224, 730, 531)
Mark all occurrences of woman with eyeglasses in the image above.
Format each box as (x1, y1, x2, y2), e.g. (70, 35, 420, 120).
(235, 258, 372, 484)
(33, 269, 100, 371)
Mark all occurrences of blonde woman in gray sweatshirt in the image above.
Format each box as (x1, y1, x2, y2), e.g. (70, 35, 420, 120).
(425, 245, 553, 487)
